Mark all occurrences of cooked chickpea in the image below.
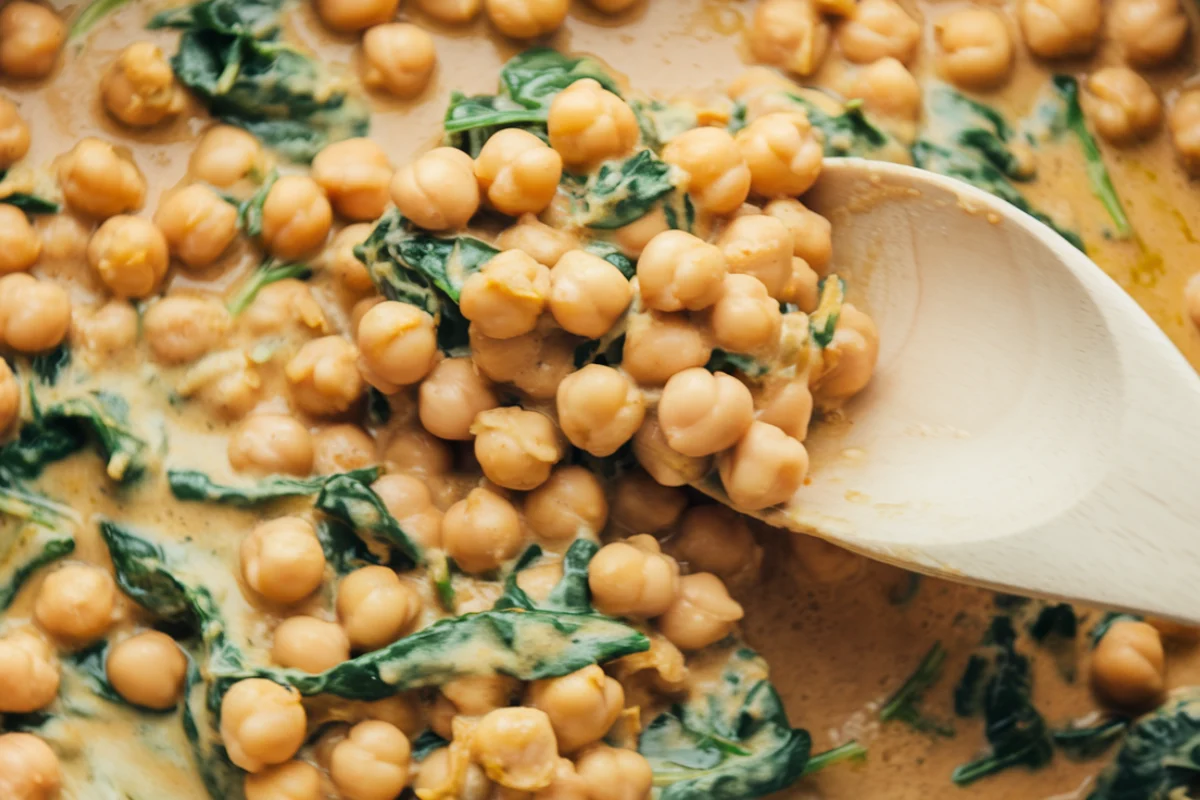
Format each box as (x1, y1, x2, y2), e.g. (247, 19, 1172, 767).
(657, 572, 744, 651)
(311, 138, 393, 221)
(34, 563, 116, 643)
(312, 425, 375, 474)
(0, 273, 69, 353)
(790, 535, 866, 583)
(1018, 0, 1101, 58)
(383, 428, 453, 477)
(361, 23, 437, 97)
(428, 674, 518, 738)
(190, 125, 262, 187)
(0, 97, 29, 170)
(708, 273, 783, 355)
(556, 365, 645, 457)
(658, 368, 755, 457)
(935, 8, 1013, 91)
(241, 516, 327, 604)
(245, 761, 322, 800)
(1171, 90, 1200, 175)
(0, 733, 60, 800)
(547, 249, 632, 337)
(611, 471, 687, 532)
(330, 720, 412, 800)
(528, 665, 624, 754)
(372, 473, 443, 549)
(735, 113, 823, 200)
(87, 215, 169, 298)
(496, 214, 579, 267)
(316, 0, 397, 31)
(470, 322, 579, 400)
(0, 631, 59, 713)
(286, 335, 365, 416)
(0, 1, 63, 79)
(152, 185, 238, 268)
(750, 376, 812, 443)
(326, 223, 375, 296)
(622, 311, 712, 386)
(1111, 0, 1188, 67)
(101, 42, 185, 127)
(443, 487, 525, 573)
(391, 148, 480, 232)
(813, 303, 879, 404)
(718, 421, 809, 510)
(632, 414, 713, 488)
(415, 748, 492, 800)
(143, 295, 230, 365)
(243, 279, 329, 338)
(548, 79, 639, 168)
(1083, 68, 1162, 145)
(58, 138, 145, 218)
(586, 0, 639, 10)
(476, 128, 564, 216)
(847, 57, 922, 121)
(662, 127, 751, 215)
(636, 231, 726, 313)
(460, 250, 551, 339)
(839, 0, 920, 63)
(0, 360, 18, 432)
(472, 407, 564, 491)
(272, 616, 351, 673)
(419, 357, 500, 441)
(355, 301, 438, 393)
(416, 0, 481, 21)
(718, 215, 794, 300)
(612, 205, 670, 258)
(337, 566, 422, 650)
(106, 631, 187, 710)
(0, 204, 41, 274)
(485, 0, 568, 38)
(221, 679, 307, 772)
(472, 707, 560, 791)
(261, 175, 332, 259)
(763, 199, 832, 275)
(1091, 620, 1166, 710)
(747, 0, 829, 76)
(669, 505, 763, 582)
(574, 745, 653, 800)
(524, 466, 609, 541)
(588, 535, 679, 618)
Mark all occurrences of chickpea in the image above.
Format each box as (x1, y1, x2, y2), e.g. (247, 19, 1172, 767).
(361, 23, 437, 98)
(621, 311, 712, 386)
(1187, 272, 1200, 329)
(337, 566, 421, 650)
(106, 631, 187, 710)
(311, 138, 393, 221)
(838, 0, 920, 64)
(355, 302, 438, 393)
(0, 204, 41, 274)
(1171, 90, 1200, 176)
(556, 365, 645, 457)
(612, 206, 670, 258)
(471, 407, 564, 491)
(316, 0, 398, 32)
(391, 148, 480, 232)
(0, 273, 69, 353)
(190, 125, 263, 187)
(485, 0, 568, 38)
(1091, 620, 1165, 710)
(472, 707, 560, 791)
(533, 758, 590, 800)
(476, 129, 563, 216)
(261, 175, 332, 259)
(632, 414, 712, 488)
(429, 674, 518, 738)
(383, 427, 453, 477)
(755, 376, 814, 441)
(460, 250, 551, 340)
(496, 213, 579, 267)
(470, 322, 579, 400)
(0, 2, 63, 79)
(658, 368, 755, 458)
(657, 572, 744, 651)
(372, 473, 443, 549)
(1017, 0, 1101, 58)
(516, 562, 565, 604)
(735, 113, 823, 201)
(747, 0, 830, 76)
(286, 335, 365, 416)
(0, 360, 18, 432)
(243, 278, 329, 338)
(87, 215, 169, 298)
(763, 199, 832, 275)
(790, 535, 865, 583)
(415, 748, 492, 800)
(526, 665, 624, 754)
(574, 745, 653, 800)
(228, 414, 315, 476)
(718, 421, 809, 510)
(707, 273, 783, 355)
(813, 303, 879, 404)
(221, 679, 308, 772)
(0, 733, 60, 800)
(329, 720, 412, 800)
(272, 616, 351, 673)
(588, 535, 679, 618)
(313, 424, 376, 474)
(143, 295, 230, 365)
(415, 0, 481, 21)
(443, 487, 525, 573)
(524, 466, 608, 541)
(419, 357, 500, 441)
(935, 8, 1013, 91)
(1111, 0, 1188, 67)
(547, 79, 639, 168)
(34, 563, 116, 643)
(661, 127, 751, 215)
(847, 57, 922, 121)
(610, 471, 687, 532)
(58, 138, 146, 218)
(325, 223, 374, 297)
(669, 505, 763, 583)
(635, 231, 725, 313)
(245, 761, 322, 800)
(241, 516, 327, 604)
(586, 0, 638, 10)
(0, 630, 59, 713)
(101, 42, 185, 127)
(152, 185, 238, 269)
(548, 249, 632, 337)
(0, 96, 29, 169)
(1083, 68, 1162, 145)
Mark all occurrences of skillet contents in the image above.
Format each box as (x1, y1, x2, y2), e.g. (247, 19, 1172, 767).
(1, 0, 1200, 798)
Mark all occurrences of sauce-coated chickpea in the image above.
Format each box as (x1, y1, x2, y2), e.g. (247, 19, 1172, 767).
(0, 97, 29, 169)
(632, 415, 712, 488)
(443, 487, 525, 573)
(143, 295, 230, 365)
(0, 360, 18, 433)
(87, 215, 169, 298)
(764, 199, 832, 276)
(557, 365, 646, 457)
(391, 147, 480, 232)
(0, 1, 63, 79)
(637, 231, 726, 313)
(0, 273, 70, 353)
(357, 301, 439, 392)
(286, 335, 365, 416)
(670, 505, 763, 583)
(416, 0, 481, 22)
(331, 720, 412, 800)
(415, 749, 492, 800)
(847, 57, 922, 121)
(273, 616, 351, 673)
(1170, 90, 1200, 176)
(548, 79, 639, 168)
(747, 0, 829, 76)
(71, 301, 138, 362)
(460, 249, 551, 339)
(106, 631, 187, 709)
(755, 375, 814, 441)
(327, 223, 375, 296)
(658, 368, 755, 457)
(718, 214, 794, 299)
(361, 23, 437, 97)
(813, 303, 879, 404)
(528, 665, 624, 753)
(622, 311, 712, 386)
(535, 758, 589, 800)
(154, 184, 239, 268)
(476, 128, 564, 216)
(471, 707, 560, 791)
(662, 127, 751, 215)
(241, 516, 327, 604)
(472, 407, 565, 490)
(485, 0, 568, 38)
(470, 322, 579, 400)
(657, 572, 745, 651)
(1111, 0, 1188, 67)
(586, 0, 638, 10)
(190, 125, 262, 187)
(243, 279, 329, 338)
(495, 213, 579, 267)
(611, 470, 687, 532)
(548, 249, 632, 337)
(735, 113, 823, 200)
(612, 206, 670, 258)
(58, 138, 146, 218)
(337, 566, 422, 650)
(838, 0, 920, 64)
(517, 562, 565, 604)
(221, 679, 308, 772)
(0, 204, 41, 274)
(419, 357, 500, 441)
(791, 534, 865, 583)
(316, 0, 397, 32)
(935, 8, 1014, 91)
(101, 42, 185, 127)
(245, 761, 321, 800)
(372, 473, 443, 549)
(34, 563, 116, 643)
(718, 421, 809, 510)
(1091, 620, 1166, 710)
(383, 428, 453, 478)
(588, 535, 680, 618)
(261, 175, 332, 260)
(524, 465, 609, 541)
(313, 425, 376, 474)
(229, 414, 315, 476)
(0, 733, 59, 800)
(433, 675, 519, 737)
(574, 745, 653, 800)
(311, 138, 393, 221)
(708, 273, 783, 355)
(1084, 68, 1162, 145)
(0, 631, 59, 713)
(1018, 0, 1101, 58)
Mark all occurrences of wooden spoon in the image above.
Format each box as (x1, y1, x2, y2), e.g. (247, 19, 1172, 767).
(739, 157, 1200, 623)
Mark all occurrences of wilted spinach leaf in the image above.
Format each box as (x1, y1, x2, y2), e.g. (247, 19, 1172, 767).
(565, 149, 678, 230)
(167, 466, 380, 506)
(1087, 690, 1200, 799)
(879, 641, 955, 737)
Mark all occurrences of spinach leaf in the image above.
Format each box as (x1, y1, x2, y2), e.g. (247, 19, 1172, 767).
(639, 647, 812, 800)
(879, 641, 955, 737)
(70, 0, 133, 37)
(802, 741, 867, 776)
(566, 150, 678, 230)
(0, 400, 85, 483)
(809, 276, 845, 349)
(1052, 716, 1129, 761)
(706, 350, 769, 379)
(316, 518, 386, 575)
(1, 193, 60, 214)
(167, 466, 380, 506)
(582, 240, 636, 279)
(233, 170, 276, 237)
(1087, 690, 1200, 799)
(314, 474, 422, 568)
(411, 730, 450, 761)
(29, 345, 71, 386)
(494, 539, 599, 614)
(1091, 612, 1143, 648)
(1029, 603, 1078, 642)
(62, 641, 125, 705)
(226, 260, 312, 316)
(181, 657, 247, 800)
(0, 524, 75, 610)
(954, 654, 989, 717)
(99, 521, 193, 619)
(784, 95, 895, 158)
(430, 552, 456, 611)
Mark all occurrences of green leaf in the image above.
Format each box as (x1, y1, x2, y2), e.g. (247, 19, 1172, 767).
(316, 518, 386, 575)
(411, 730, 450, 762)
(568, 150, 678, 230)
(0, 525, 75, 611)
(1052, 716, 1129, 761)
(70, 0, 134, 36)
(62, 641, 126, 705)
(1090, 612, 1143, 648)
(494, 539, 599, 614)
(784, 95, 894, 158)
(801, 741, 867, 776)
(99, 520, 192, 619)
(0, 482, 77, 531)
(1, 194, 60, 214)
(879, 642, 955, 737)
(167, 466, 380, 507)
(29, 345, 71, 386)
(706, 350, 769, 379)
(314, 474, 422, 568)
(15, 392, 150, 484)
(809, 276, 845, 349)
(226, 259, 312, 316)
(234, 171, 277, 237)
(1087, 690, 1200, 799)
